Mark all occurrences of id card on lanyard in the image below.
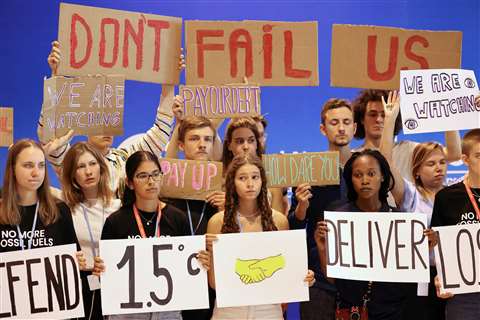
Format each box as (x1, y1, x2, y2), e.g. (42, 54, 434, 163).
(16, 202, 39, 251)
(464, 179, 480, 221)
(133, 203, 162, 238)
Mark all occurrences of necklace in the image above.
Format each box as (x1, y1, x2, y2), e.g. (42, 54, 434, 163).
(139, 211, 157, 226)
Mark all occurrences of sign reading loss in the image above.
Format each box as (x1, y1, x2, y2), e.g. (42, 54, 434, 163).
(186, 20, 318, 86)
(433, 224, 480, 295)
(0, 244, 84, 319)
(100, 236, 209, 315)
(159, 159, 223, 200)
(400, 69, 479, 134)
(180, 85, 261, 118)
(331, 24, 462, 90)
(0, 107, 13, 147)
(41, 75, 124, 140)
(263, 152, 339, 188)
(58, 3, 182, 84)
(324, 211, 430, 282)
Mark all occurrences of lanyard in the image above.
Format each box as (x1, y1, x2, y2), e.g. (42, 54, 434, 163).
(235, 212, 244, 233)
(80, 203, 105, 258)
(186, 200, 206, 236)
(17, 202, 39, 250)
(464, 179, 480, 221)
(133, 203, 162, 238)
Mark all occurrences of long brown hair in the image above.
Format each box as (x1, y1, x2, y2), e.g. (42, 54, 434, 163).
(0, 139, 58, 226)
(222, 117, 264, 171)
(61, 142, 112, 209)
(221, 154, 277, 233)
(411, 142, 445, 199)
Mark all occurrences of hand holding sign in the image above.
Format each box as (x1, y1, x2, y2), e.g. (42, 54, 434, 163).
(48, 41, 61, 76)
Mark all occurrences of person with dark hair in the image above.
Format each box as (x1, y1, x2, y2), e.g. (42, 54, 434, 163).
(93, 150, 211, 320)
(352, 89, 461, 182)
(61, 142, 122, 320)
(315, 149, 411, 320)
(0, 139, 84, 262)
(431, 128, 480, 320)
(206, 154, 315, 319)
(222, 117, 286, 214)
(289, 98, 355, 320)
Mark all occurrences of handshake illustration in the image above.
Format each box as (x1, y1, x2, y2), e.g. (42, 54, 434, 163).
(235, 254, 286, 284)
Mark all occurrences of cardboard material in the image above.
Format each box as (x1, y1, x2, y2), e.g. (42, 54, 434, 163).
(58, 3, 182, 84)
(0, 107, 13, 147)
(263, 152, 339, 187)
(324, 211, 430, 283)
(400, 69, 479, 134)
(159, 159, 223, 200)
(213, 230, 309, 308)
(180, 85, 261, 118)
(100, 236, 209, 315)
(433, 224, 480, 295)
(186, 20, 318, 86)
(41, 75, 124, 140)
(331, 24, 462, 90)
(0, 244, 84, 319)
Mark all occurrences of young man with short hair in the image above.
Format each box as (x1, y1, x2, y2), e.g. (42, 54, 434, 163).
(431, 128, 480, 319)
(289, 98, 356, 320)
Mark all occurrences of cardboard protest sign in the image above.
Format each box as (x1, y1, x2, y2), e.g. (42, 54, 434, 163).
(180, 85, 261, 118)
(0, 107, 13, 147)
(186, 20, 318, 86)
(58, 3, 182, 84)
(100, 236, 208, 315)
(324, 211, 430, 282)
(263, 152, 339, 188)
(41, 75, 124, 140)
(433, 224, 480, 295)
(331, 24, 462, 90)
(213, 230, 308, 308)
(0, 244, 84, 319)
(400, 69, 479, 134)
(159, 159, 223, 200)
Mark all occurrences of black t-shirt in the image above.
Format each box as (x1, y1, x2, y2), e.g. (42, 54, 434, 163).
(166, 198, 217, 236)
(101, 203, 190, 240)
(329, 201, 410, 320)
(0, 202, 79, 253)
(431, 181, 480, 227)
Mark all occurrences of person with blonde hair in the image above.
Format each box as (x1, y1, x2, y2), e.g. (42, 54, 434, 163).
(0, 139, 84, 263)
(61, 141, 122, 320)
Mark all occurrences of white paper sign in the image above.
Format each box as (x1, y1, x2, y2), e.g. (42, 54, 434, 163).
(400, 69, 479, 134)
(324, 211, 430, 282)
(433, 224, 480, 295)
(100, 236, 209, 315)
(0, 244, 84, 319)
(213, 230, 309, 308)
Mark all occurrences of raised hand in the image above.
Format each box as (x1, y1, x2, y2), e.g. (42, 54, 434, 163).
(381, 90, 400, 120)
(42, 129, 74, 156)
(206, 191, 226, 211)
(314, 220, 329, 251)
(47, 41, 61, 76)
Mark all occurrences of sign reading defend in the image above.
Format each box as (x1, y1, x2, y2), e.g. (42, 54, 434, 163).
(263, 152, 339, 187)
(186, 20, 318, 86)
(330, 24, 462, 90)
(42, 75, 125, 140)
(0, 107, 13, 147)
(58, 3, 182, 84)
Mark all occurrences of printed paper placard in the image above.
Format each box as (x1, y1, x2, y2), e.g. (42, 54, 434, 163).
(400, 69, 479, 134)
(213, 230, 309, 308)
(324, 211, 430, 282)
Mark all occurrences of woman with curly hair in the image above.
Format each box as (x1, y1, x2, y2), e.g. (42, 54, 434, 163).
(207, 154, 314, 319)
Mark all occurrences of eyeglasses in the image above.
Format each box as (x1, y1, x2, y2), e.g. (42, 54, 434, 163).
(134, 170, 162, 183)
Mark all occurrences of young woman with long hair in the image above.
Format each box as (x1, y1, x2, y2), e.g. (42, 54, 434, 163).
(93, 150, 210, 320)
(61, 142, 122, 320)
(207, 154, 314, 319)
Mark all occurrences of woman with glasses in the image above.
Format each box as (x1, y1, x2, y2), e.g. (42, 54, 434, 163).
(61, 142, 122, 320)
(94, 151, 211, 320)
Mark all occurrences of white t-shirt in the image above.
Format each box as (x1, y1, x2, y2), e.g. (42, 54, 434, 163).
(400, 178, 434, 227)
(71, 199, 122, 269)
